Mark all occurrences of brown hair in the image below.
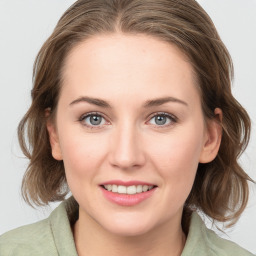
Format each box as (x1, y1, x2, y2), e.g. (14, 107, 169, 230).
(18, 0, 253, 228)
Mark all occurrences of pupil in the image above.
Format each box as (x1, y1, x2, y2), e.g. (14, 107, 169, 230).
(90, 115, 101, 125)
(155, 116, 166, 125)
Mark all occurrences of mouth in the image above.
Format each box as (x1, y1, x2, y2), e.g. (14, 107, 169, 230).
(100, 184, 157, 195)
(99, 180, 158, 206)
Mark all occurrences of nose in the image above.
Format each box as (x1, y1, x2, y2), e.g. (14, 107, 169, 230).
(108, 123, 146, 170)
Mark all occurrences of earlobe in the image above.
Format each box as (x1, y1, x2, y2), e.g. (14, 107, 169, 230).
(45, 109, 63, 161)
(199, 108, 223, 163)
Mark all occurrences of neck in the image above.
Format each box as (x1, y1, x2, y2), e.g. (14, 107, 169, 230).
(73, 208, 186, 256)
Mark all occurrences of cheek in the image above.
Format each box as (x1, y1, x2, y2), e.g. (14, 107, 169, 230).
(152, 132, 202, 167)
(148, 125, 204, 188)
(58, 127, 108, 181)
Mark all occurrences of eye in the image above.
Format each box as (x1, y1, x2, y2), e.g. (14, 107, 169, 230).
(148, 112, 177, 127)
(79, 112, 108, 128)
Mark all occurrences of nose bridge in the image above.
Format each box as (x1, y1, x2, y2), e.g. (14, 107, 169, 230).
(109, 119, 145, 169)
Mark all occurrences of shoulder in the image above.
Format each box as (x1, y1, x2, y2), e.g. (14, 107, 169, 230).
(203, 224, 254, 256)
(182, 212, 255, 256)
(0, 218, 57, 255)
(0, 197, 78, 256)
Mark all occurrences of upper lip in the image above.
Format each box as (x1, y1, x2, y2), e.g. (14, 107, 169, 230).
(100, 180, 157, 186)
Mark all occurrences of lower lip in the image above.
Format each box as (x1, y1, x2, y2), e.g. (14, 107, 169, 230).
(100, 186, 156, 206)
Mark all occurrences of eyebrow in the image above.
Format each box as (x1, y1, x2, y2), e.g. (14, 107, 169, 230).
(143, 96, 188, 108)
(70, 96, 111, 108)
(69, 96, 188, 108)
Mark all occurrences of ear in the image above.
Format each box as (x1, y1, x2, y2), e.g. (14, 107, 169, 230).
(45, 109, 63, 161)
(199, 108, 223, 163)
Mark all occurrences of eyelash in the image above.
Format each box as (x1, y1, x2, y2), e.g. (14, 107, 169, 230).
(78, 112, 109, 130)
(78, 111, 178, 130)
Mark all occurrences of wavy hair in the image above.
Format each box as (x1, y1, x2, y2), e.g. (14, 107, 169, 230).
(18, 0, 253, 231)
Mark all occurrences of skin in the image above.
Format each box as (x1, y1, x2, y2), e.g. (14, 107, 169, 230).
(47, 33, 222, 256)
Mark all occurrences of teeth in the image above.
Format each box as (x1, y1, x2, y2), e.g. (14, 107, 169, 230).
(118, 185, 126, 194)
(136, 185, 142, 193)
(103, 184, 155, 194)
(112, 185, 118, 192)
(127, 185, 136, 195)
(106, 184, 112, 191)
(142, 185, 148, 192)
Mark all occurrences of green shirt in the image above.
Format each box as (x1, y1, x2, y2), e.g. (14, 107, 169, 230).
(0, 197, 254, 256)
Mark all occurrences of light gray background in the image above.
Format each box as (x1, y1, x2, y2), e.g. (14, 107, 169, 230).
(0, 0, 255, 254)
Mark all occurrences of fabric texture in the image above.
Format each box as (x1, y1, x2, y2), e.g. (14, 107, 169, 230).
(0, 197, 254, 256)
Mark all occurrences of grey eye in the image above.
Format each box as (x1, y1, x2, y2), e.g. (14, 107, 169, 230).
(88, 115, 102, 125)
(154, 115, 167, 125)
(149, 113, 175, 126)
(81, 114, 106, 126)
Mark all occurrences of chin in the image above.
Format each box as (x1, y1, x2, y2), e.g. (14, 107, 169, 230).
(97, 212, 159, 237)
(105, 223, 153, 237)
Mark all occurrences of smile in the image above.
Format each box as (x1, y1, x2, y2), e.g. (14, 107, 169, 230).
(102, 184, 155, 194)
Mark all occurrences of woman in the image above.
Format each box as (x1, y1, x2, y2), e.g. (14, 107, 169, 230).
(0, 0, 254, 255)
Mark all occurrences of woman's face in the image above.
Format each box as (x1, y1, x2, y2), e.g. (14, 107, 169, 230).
(48, 33, 220, 236)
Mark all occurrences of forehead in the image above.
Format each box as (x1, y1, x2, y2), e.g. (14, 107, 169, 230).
(60, 33, 200, 108)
